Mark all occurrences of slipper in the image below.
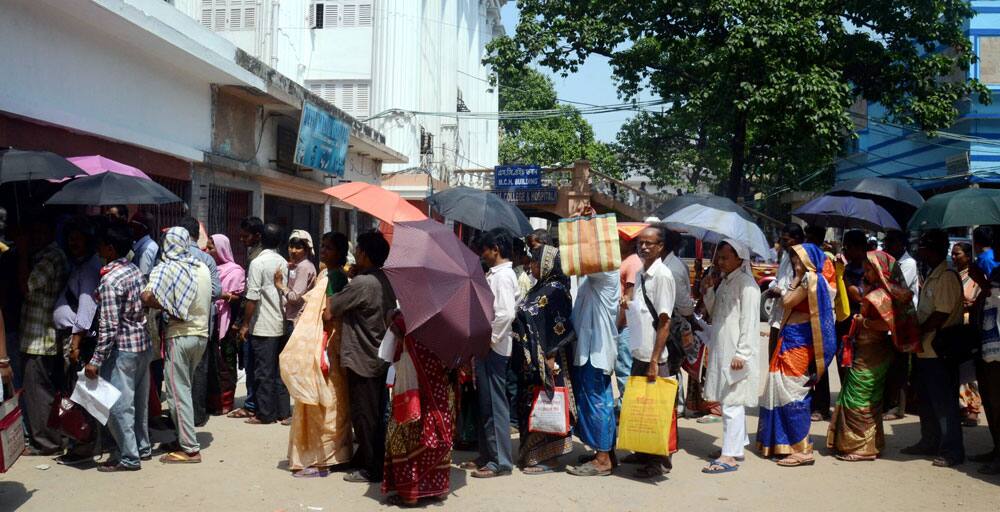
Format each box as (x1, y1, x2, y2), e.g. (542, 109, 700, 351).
(522, 464, 556, 475)
(567, 462, 612, 477)
(696, 415, 721, 424)
(292, 467, 329, 478)
(702, 460, 739, 474)
(227, 408, 254, 419)
(159, 451, 202, 464)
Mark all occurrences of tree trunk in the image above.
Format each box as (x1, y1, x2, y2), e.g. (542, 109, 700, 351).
(727, 112, 747, 201)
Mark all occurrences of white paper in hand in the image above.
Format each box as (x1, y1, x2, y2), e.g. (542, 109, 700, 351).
(70, 371, 121, 425)
(724, 363, 749, 386)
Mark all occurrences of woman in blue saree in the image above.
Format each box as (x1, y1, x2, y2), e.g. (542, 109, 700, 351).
(757, 243, 837, 466)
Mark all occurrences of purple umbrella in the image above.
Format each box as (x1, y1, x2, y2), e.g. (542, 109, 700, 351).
(793, 194, 900, 232)
(383, 219, 495, 368)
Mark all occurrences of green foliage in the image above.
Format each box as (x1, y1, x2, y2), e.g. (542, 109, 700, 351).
(498, 67, 622, 177)
(489, 0, 988, 199)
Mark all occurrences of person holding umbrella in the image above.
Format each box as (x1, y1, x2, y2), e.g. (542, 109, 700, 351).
(465, 228, 521, 479)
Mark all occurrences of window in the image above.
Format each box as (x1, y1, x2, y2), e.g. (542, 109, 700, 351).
(307, 80, 371, 118)
(200, 0, 256, 31)
(308, 1, 372, 29)
(980, 37, 1000, 85)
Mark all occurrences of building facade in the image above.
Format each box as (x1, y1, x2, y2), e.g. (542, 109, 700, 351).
(836, 0, 1000, 192)
(1, 0, 404, 260)
(183, 0, 504, 189)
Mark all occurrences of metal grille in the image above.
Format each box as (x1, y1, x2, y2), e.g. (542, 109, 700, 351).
(207, 184, 252, 267)
(139, 176, 190, 239)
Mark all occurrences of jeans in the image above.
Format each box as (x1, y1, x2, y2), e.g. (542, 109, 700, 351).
(614, 326, 633, 411)
(475, 350, 513, 472)
(164, 335, 207, 454)
(241, 338, 256, 412)
(101, 348, 153, 468)
(250, 335, 290, 423)
(914, 357, 965, 462)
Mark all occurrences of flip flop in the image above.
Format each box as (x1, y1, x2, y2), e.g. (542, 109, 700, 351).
(702, 460, 739, 474)
(776, 455, 814, 467)
(567, 462, 612, 477)
(227, 408, 254, 419)
(159, 451, 202, 464)
(522, 464, 556, 475)
(292, 467, 329, 478)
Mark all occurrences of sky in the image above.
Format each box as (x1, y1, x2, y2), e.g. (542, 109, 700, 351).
(499, 3, 652, 143)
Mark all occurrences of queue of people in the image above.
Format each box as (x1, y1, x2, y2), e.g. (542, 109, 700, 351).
(3, 203, 1000, 508)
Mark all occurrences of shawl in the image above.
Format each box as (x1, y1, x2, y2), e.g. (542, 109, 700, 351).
(788, 243, 837, 381)
(279, 274, 334, 406)
(514, 245, 575, 394)
(148, 227, 199, 321)
(211, 234, 245, 339)
(864, 250, 921, 353)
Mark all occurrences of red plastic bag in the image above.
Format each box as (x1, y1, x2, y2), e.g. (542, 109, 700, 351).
(47, 393, 93, 443)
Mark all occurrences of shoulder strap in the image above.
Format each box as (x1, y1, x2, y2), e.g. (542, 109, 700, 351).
(639, 273, 660, 328)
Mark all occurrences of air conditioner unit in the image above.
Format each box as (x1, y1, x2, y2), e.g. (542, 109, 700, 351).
(308, 3, 325, 29)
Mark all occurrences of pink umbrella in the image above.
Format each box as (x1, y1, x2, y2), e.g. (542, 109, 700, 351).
(65, 155, 152, 180)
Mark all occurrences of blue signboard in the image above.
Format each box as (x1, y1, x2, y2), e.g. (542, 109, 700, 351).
(494, 165, 541, 188)
(492, 187, 558, 205)
(294, 101, 350, 176)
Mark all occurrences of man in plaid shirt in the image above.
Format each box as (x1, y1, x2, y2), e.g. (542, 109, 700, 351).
(84, 224, 152, 472)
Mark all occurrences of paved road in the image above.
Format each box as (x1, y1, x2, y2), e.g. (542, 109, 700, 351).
(1, 330, 998, 511)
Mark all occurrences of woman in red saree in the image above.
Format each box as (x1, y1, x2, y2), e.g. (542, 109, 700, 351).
(382, 311, 455, 507)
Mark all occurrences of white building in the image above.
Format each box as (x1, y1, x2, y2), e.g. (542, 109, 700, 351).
(178, 0, 504, 187)
(1, 0, 405, 260)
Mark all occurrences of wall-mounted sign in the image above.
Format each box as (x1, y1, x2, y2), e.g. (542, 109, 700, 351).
(294, 101, 350, 176)
(493, 187, 558, 205)
(494, 165, 541, 188)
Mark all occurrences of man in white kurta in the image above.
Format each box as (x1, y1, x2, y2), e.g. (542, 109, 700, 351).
(701, 239, 761, 473)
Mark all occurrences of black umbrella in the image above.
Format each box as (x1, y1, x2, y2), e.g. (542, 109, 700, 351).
(45, 172, 183, 206)
(827, 177, 924, 225)
(792, 195, 900, 232)
(0, 149, 82, 184)
(653, 193, 753, 222)
(428, 186, 532, 236)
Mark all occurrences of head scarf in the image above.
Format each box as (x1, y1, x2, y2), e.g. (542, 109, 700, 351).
(864, 250, 921, 353)
(148, 227, 199, 321)
(789, 243, 837, 381)
(289, 229, 315, 256)
(720, 238, 753, 276)
(211, 234, 246, 339)
(515, 245, 575, 395)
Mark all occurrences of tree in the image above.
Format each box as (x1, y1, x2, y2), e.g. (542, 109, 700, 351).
(498, 67, 622, 177)
(488, 0, 988, 200)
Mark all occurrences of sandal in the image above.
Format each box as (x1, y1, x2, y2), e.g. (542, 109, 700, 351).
(471, 468, 511, 478)
(776, 453, 815, 467)
(458, 461, 480, 470)
(292, 467, 329, 478)
(522, 463, 557, 475)
(567, 461, 612, 477)
(245, 417, 273, 425)
(227, 408, 254, 419)
(280, 417, 293, 426)
(696, 415, 721, 424)
(159, 451, 202, 464)
(835, 453, 876, 462)
(702, 460, 739, 474)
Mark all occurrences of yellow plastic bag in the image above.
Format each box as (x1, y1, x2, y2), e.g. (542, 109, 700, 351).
(616, 376, 678, 457)
(834, 261, 851, 323)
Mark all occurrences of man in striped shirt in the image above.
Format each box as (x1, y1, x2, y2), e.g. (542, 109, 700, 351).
(84, 224, 152, 472)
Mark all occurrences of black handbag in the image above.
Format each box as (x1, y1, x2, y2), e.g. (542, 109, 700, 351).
(931, 323, 980, 363)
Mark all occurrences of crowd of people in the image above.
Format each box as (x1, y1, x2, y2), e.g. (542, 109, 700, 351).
(1, 202, 999, 507)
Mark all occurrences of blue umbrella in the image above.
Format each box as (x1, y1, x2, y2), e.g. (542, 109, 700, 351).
(792, 195, 900, 232)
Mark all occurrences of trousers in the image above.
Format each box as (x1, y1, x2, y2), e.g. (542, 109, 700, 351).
(164, 335, 207, 454)
(721, 404, 749, 458)
(475, 350, 513, 472)
(102, 348, 153, 467)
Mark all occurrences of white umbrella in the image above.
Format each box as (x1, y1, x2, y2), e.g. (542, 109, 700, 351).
(661, 203, 771, 258)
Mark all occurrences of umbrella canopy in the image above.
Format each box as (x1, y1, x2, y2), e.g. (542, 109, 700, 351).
(46, 172, 182, 206)
(617, 222, 649, 241)
(0, 149, 82, 184)
(661, 204, 771, 258)
(828, 177, 924, 224)
(66, 155, 152, 181)
(428, 186, 532, 236)
(383, 219, 495, 368)
(908, 188, 1000, 231)
(322, 182, 426, 224)
(792, 195, 900, 232)
(654, 193, 754, 222)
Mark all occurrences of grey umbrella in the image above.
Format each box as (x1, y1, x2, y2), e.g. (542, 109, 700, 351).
(46, 172, 183, 206)
(428, 186, 533, 236)
(0, 149, 82, 184)
(653, 193, 753, 222)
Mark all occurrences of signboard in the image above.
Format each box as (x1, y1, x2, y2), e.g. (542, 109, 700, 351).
(494, 165, 541, 188)
(492, 187, 558, 205)
(294, 101, 350, 176)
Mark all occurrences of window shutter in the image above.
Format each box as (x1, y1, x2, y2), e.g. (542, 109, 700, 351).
(342, 4, 357, 27)
(325, 3, 339, 28)
(356, 83, 369, 117)
(244, 6, 256, 28)
(358, 3, 372, 26)
(200, 7, 213, 28)
(341, 83, 355, 113)
(229, 8, 242, 30)
(214, 8, 226, 30)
